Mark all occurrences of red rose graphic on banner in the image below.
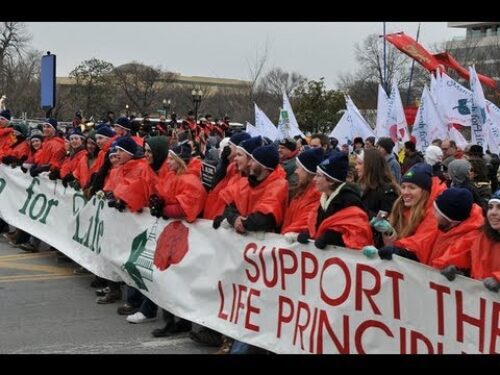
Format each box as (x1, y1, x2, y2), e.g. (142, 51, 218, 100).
(154, 221, 189, 271)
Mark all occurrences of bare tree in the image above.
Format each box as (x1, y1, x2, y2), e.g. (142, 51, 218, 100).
(69, 58, 115, 120)
(112, 62, 174, 115)
(257, 67, 306, 102)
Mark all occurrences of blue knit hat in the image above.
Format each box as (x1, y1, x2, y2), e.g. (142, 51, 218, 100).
(489, 189, 500, 205)
(95, 126, 115, 138)
(317, 151, 348, 182)
(0, 109, 11, 121)
(251, 144, 280, 170)
(297, 148, 324, 174)
(402, 162, 432, 191)
(115, 136, 137, 156)
(169, 143, 192, 164)
(434, 187, 473, 222)
(238, 136, 263, 156)
(44, 118, 58, 130)
(229, 131, 251, 146)
(68, 128, 85, 139)
(114, 117, 132, 130)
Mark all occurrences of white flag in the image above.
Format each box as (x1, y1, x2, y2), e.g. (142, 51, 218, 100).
(282, 92, 306, 138)
(486, 101, 500, 153)
(245, 121, 260, 137)
(329, 96, 375, 146)
(254, 103, 279, 141)
(469, 66, 488, 147)
(436, 72, 472, 127)
(412, 85, 449, 152)
(448, 126, 469, 151)
(385, 81, 410, 153)
(375, 84, 390, 139)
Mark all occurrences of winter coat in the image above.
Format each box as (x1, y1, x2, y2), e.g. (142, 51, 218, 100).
(281, 183, 321, 234)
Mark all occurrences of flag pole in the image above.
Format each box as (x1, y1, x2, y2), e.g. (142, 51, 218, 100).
(383, 22, 388, 93)
(406, 23, 421, 106)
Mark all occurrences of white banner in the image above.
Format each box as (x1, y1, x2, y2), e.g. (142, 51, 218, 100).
(282, 93, 306, 138)
(0, 166, 498, 354)
(436, 72, 473, 127)
(375, 84, 390, 139)
(470, 66, 489, 147)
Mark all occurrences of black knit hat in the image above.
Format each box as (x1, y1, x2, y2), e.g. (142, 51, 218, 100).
(251, 144, 280, 170)
(297, 147, 324, 174)
(317, 151, 349, 182)
(115, 136, 138, 156)
(434, 187, 473, 222)
(279, 137, 297, 151)
(114, 117, 132, 130)
(402, 163, 432, 191)
(376, 137, 395, 154)
(229, 131, 251, 146)
(0, 109, 11, 121)
(238, 136, 263, 156)
(170, 143, 192, 164)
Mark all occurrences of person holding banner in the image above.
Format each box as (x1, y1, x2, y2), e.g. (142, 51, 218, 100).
(29, 118, 66, 177)
(281, 147, 323, 239)
(366, 163, 438, 260)
(297, 151, 372, 250)
(216, 144, 288, 234)
(203, 131, 250, 220)
(1, 123, 29, 167)
(435, 190, 500, 293)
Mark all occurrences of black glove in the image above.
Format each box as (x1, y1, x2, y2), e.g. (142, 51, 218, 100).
(21, 165, 28, 173)
(213, 215, 224, 229)
(105, 191, 115, 200)
(48, 169, 60, 180)
(2, 155, 17, 165)
(148, 194, 164, 218)
(30, 164, 49, 177)
(69, 180, 81, 191)
(62, 173, 76, 188)
(30, 165, 41, 177)
(114, 200, 127, 212)
(440, 265, 464, 281)
(378, 246, 397, 260)
(297, 232, 310, 244)
(483, 277, 500, 292)
(314, 230, 339, 250)
(221, 145, 231, 163)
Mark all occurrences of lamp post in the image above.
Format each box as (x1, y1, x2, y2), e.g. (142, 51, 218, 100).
(125, 104, 129, 117)
(162, 98, 171, 119)
(191, 88, 203, 123)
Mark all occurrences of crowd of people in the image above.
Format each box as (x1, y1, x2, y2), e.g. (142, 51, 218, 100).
(0, 105, 499, 354)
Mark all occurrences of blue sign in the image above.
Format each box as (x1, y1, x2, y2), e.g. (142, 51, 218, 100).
(41, 53, 56, 110)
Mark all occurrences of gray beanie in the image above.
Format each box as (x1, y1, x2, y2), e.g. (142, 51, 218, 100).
(448, 159, 472, 186)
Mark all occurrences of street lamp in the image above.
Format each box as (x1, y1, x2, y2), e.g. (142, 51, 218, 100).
(191, 88, 203, 122)
(125, 104, 129, 117)
(162, 99, 171, 119)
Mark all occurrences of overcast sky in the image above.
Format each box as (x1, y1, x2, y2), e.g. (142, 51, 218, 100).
(27, 22, 465, 89)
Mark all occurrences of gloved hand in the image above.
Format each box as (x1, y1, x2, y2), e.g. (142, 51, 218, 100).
(105, 191, 115, 200)
(371, 218, 395, 236)
(220, 145, 231, 163)
(297, 232, 310, 244)
(283, 232, 299, 244)
(362, 245, 378, 258)
(213, 215, 224, 229)
(62, 173, 75, 187)
(95, 190, 106, 200)
(220, 218, 232, 229)
(440, 265, 464, 281)
(21, 164, 29, 173)
(378, 246, 397, 260)
(114, 200, 127, 212)
(314, 230, 337, 250)
(483, 277, 500, 292)
(30, 165, 41, 177)
(48, 169, 60, 180)
(148, 194, 164, 218)
(2, 155, 17, 165)
(107, 199, 117, 208)
(69, 180, 81, 191)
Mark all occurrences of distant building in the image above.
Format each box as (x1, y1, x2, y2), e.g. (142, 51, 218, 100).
(57, 72, 250, 94)
(447, 22, 500, 81)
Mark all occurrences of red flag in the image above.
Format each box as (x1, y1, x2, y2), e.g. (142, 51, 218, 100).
(433, 52, 496, 89)
(385, 32, 441, 72)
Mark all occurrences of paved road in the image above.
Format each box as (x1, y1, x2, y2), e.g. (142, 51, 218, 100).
(0, 235, 215, 354)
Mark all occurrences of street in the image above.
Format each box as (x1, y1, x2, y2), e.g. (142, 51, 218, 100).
(0, 235, 215, 354)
